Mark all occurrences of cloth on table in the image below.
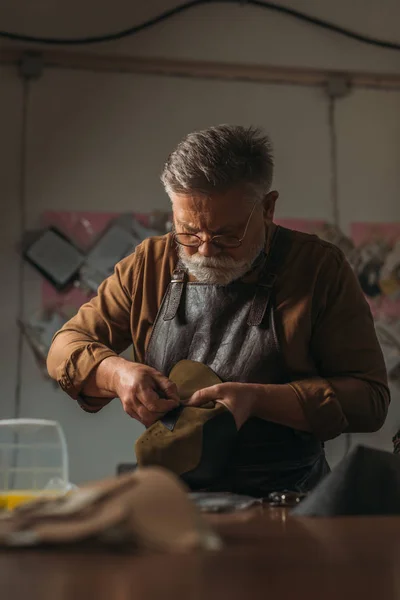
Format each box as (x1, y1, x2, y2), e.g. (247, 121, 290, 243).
(0, 467, 221, 552)
(292, 445, 400, 517)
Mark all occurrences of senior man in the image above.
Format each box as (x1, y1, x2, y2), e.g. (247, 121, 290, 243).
(47, 124, 389, 495)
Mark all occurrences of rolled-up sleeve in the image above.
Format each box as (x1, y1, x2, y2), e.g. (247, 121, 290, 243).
(47, 252, 137, 410)
(288, 248, 390, 441)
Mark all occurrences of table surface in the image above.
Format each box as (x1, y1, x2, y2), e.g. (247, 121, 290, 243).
(1, 506, 400, 600)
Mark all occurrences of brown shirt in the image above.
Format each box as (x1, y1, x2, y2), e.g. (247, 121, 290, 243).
(47, 228, 390, 441)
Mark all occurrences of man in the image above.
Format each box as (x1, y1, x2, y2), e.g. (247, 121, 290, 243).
(47, 124, 389, 495)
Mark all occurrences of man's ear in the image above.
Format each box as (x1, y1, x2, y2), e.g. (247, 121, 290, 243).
(262, 191, 279, 221)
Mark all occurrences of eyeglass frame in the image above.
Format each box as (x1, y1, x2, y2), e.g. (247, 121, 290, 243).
(173, 201, 258, 249)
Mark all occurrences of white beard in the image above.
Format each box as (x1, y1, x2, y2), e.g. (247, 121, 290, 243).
(178, 231, 266, 285)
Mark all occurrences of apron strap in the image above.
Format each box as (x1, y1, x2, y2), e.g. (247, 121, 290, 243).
(163, 266, 187, 321)
(247, 273, 277, 327)
(247, 226, 292, 327)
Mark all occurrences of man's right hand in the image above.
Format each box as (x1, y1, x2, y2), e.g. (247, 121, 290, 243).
(113, 361, 180, 426)
(87, 357, 180, 427)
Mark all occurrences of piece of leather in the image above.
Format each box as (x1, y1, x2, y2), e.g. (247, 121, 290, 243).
(136, 402, 237, 486)
(135, 360, 238, 486)
(169, 359, 222, 400)
(160, 359, 221, 431)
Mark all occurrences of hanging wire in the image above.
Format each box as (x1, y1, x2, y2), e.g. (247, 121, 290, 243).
(328, 96, 340, 229)
(327, 91, 353, 456)
(1, 1, 400, 51)
(13, 78, 30, 421)
(8, 76, 31, 489)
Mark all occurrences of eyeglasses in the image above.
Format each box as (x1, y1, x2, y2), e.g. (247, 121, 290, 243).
(173, 202, 258, 249)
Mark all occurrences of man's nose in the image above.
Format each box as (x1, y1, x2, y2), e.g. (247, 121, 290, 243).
(197, 239, 221, 257)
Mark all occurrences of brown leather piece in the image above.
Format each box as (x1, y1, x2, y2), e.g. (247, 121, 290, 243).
(169, 359, 221, 400)
(135, 361, 237, 486)
(135, 403, 232, 475)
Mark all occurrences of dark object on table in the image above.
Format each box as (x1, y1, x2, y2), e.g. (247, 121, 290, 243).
(189, 492, 261, 513)
(292, 445, 400, 517)
(267, 490, 307, 508)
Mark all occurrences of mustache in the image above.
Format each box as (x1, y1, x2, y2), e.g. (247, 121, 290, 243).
(186, 254, 246, 269)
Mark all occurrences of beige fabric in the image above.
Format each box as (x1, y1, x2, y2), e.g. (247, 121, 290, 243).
(0, 467, 221, 553)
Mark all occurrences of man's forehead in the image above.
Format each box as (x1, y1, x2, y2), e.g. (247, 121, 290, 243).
(171, 190, 250, 221)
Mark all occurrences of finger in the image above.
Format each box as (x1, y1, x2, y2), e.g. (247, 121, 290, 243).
(120, 392, 156, 422)
(153, 374, 180, 402)
(121, 401, 141, 421)
(185, 384, 223, 407)
(137, 386, 179, 413)
(136, 404, 165, 428)
(137, 387, 163, 412)
(215, 398, 230, 411)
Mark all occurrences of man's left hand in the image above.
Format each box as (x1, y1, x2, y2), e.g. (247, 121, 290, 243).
(184, 382, 258, 429)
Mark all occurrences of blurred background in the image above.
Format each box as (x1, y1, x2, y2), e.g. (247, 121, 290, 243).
(1, 0, 400, 485)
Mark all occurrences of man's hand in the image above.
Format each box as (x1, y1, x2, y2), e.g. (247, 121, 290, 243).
(87, 357, 180, 426)
(112, 361, 180, 426)
(185, 382, 259, 429)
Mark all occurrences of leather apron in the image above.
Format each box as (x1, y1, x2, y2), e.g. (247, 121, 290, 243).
(146, 226, 329, 496)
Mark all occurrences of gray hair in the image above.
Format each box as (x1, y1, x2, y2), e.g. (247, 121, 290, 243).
(161, 124, 274, 203)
